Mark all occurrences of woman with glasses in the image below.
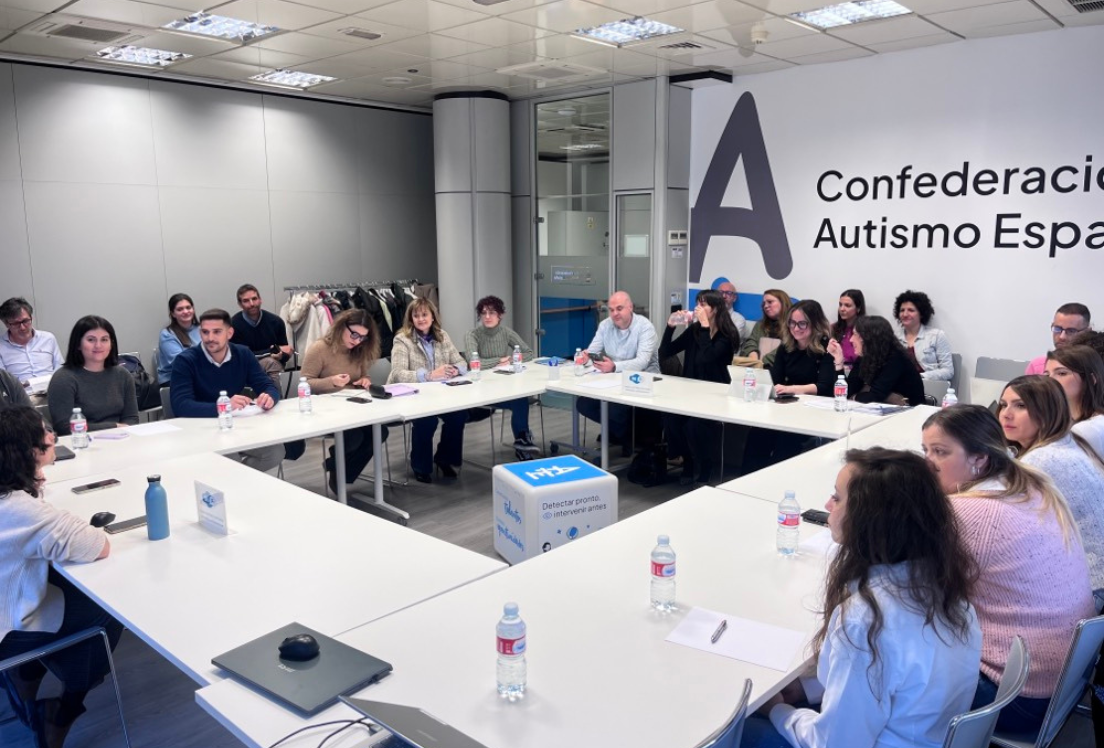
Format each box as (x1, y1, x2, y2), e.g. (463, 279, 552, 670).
(893, 290, 954, 381)
(738, 289, 792, 364)
(830, 289, 866, 371)
(463, 295, 539, 461)
(47, 315, 139, 435)
(829, 316, 924, 406)
(300, 309, 389, 495)
(1045, 345, 1104, 461)
(769, 300, 836, 397)
(0, 406, 121, 748)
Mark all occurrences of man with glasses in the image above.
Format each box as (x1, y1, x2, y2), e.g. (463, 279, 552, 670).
(1026, 303, 1091, 374)
(0, 297, 63, 387)
(716, 281, 747, 339)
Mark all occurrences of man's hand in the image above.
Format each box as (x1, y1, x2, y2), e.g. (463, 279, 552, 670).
(593, 358, 615, 374)
(256, 393, 275, 410)
(229, 394, 252, 410)
(279, 345, 294, 358)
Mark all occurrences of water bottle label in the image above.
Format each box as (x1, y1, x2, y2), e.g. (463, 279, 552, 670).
(575, 353, 586, 366)
(497, 635, 526, 655)
(471, 360, 481, 372)
(651, 561, 675, 577)
(778, 512, 800, 527)
(834, 385, 847, 397)
(72, 421, 87, 433)
(217, 402, 230, 415)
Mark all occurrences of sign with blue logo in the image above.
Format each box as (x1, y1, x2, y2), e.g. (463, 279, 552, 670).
(622, 370, 655, 396)
(501, 455, 606, 486)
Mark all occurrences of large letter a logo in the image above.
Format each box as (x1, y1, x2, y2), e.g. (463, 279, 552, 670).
(690, 92, 792, 283)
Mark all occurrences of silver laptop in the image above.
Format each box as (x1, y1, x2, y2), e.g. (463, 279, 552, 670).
(341, 697, 491, 748)
(727, 366, 775, 401)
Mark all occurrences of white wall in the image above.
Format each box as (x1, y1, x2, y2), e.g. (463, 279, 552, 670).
(690, 26, 1104, 401)
(0, 63, 436, 363)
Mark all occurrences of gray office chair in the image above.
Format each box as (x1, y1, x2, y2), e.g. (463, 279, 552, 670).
(950, 352, 963, 395)
(0, 626, 131, 747)
(991, 615, 1104, 748)
(942, 636, 1029, 748)
(976, 356, 1032, 382)
(694, 679, 753, 748)
(924, 379, 950, 404)
(159, 386, 174, 419)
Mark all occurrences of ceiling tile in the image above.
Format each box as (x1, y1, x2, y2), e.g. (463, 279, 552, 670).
(582, 0, 725, 15)
(700, 16, 817, 48)
(500, 0, 625, 33)
(924, 0, 1047, 35)
(255, 29, 361, 56)
(169, 55, 265, 79)
(389, 57, 491, 76)
(344, 68, 433, 86)
(279, 0, 395, 14)
(648, 1, 770, 34)
(737, 0, 837, 15)
(754, 30, 858, 58)
(689, 47, 786, 68)
(435, 16, 554, 45)
(428, 69, 514, 88)
(729, 57, 793, 73)
(790, 45, 873, 64)
(207, 0, 341, 31)
(965, 17, 1061, 36)
(132, 29, 236, 55)
(373, 30, 488, 57)
(279, 53, 380, 76)
(211, 44, 310, 67)
(0, 0, 72, 13)
(828, 14, 945, 45)
(60, 0, 186, 26)
(0, 30, 96, 58)
(865, 30, 958, 52)
(1060, 12, 1104, 27)
(356, 0, 489, 32)
(506, 30, 603, 56)
(321, 43, 428, 69)
(128, 0, 206, 9)
(0, 6, 44, 30)
(428, 0, 554, 17)
(313, 76, 433, 104)
(443, 44, 547, 68)
(901, 0, 1004, 12)
(299, 17, 421, 45)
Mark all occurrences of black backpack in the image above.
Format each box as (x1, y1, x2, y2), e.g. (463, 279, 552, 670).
(118, 353, 159, 411)
(627, 443, 668, 488)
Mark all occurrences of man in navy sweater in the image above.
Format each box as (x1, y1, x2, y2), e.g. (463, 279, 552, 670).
(170, 309, 282, 472)
(232, 284, 292, 387)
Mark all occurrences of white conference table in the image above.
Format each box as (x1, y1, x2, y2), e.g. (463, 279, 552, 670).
(718, 405, 939, 504)
(197, 486, 831, 748)
(47, 452, 505, 686)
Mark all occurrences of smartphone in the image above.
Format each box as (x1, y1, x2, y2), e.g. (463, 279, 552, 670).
(54, 445, 76, 461)
(444, 380, 473, 387)
(105, 516, 147, 534)
(802, 509, 830, 526)
(346, 396, 371, 404)
(775, 394, 799, 404)
(71, 478, 121, 495)
(590, 352, 607, 363)
(494, 370, 516, 376)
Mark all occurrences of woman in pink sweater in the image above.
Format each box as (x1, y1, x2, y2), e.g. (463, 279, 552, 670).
(922, 405, 1095, 733)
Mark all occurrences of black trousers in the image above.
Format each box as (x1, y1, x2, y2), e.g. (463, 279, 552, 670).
(664, 413, 722, 478)
(330, 424, 390, 483)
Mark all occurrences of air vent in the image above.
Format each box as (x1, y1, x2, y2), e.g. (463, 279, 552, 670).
(339, 27, 382, 40)
(658, 41, 711, 50)
(54, 24, 130, 43)
(1066, 0, 1104, 11)
(28, 15, 146, 46)
(497, 60, 606, 83)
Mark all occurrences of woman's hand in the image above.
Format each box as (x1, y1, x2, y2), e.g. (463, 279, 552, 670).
(330, 373, 351, 388)
(498, 356, 511, 366)
(431, 365, 458, 380)
(352, 377, 371, 388)
(695, 306, 710, 328)
(826, 338, 845, 368)
(775, 384, 795, 396)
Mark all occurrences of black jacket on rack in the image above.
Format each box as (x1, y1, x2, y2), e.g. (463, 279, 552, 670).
(354, 287, 395, 357)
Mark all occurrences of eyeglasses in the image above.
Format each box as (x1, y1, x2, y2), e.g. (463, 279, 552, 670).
(5, 316, 32, 329)
(1052, 325, 1087, 337)
(479, 310, 499, 317)
(788, 320, 809, 330)
(348, 329, 367, 342)
(719, 291, 737, 299)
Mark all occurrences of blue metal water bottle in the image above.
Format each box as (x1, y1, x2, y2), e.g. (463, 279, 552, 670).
(145, 475, 170, 541)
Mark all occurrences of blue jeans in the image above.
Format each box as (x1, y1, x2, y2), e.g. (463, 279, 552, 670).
(410, 411, 467, 475)
(497, 397, 530, 437)
(972, 671, 1050, 733)
(576, 397, 630, 442)
(740, 714, 794, 748)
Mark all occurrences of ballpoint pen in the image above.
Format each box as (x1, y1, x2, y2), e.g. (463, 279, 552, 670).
(711, 619, 728, 644)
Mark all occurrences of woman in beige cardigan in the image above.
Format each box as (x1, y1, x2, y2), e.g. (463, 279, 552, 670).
(300, 309, 389, 495)
(388, 298, 468, 483)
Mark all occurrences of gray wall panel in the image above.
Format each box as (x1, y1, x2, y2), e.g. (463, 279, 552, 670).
(150, 81, 268, 191)
(474, 192, 512, 317)
(270, 191, 361, 294)
(435, 192, 474, 338)
(510, 100, 530, 196)
(473, 99, 510, 194)
(23, 182, 165, 356)
(263, 95, 358, 194)
(0, 179, 32, 306)
(433, 98, 472, 194)
(357, 108, 434, 197)
(612, 79, 656, 192)
(0, 64, 22, 181)
(359, 194, 438, 283)
(511, 196, 534, 342)
(667, 84, 691, 190)
(14, 66, 157, 185)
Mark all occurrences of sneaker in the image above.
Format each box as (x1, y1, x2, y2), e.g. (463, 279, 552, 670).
(514, 433, 541, 456)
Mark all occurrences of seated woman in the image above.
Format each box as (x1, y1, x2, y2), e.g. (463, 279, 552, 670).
(742, 448, 981, 748)
(388, 297, 468, 483)
(156, 293, 200, 386)
(659, 290, 740, 485)
(462, 295, 539, 462)
(1045, 344, 1104, 461)
(0, 406, 121, 748)
(830, 289, 865, 371)
(893, 290, 954, 381)
(738, 289, 792, 365)
(922, 405, 1095, 732)
(300, 309, 390, 495)
(998, 375, 1104, 590)
(47, 315, 139, 435)
(830, 316, 925, 406)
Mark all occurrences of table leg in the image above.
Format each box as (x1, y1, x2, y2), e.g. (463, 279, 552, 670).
(334, 430, 347, 505)
(370, 423, 409, 523)
(600, 400, 608, 470)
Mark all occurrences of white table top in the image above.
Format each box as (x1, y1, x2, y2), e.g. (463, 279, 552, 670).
(389, 367, 550, 421)
(48, 452, 505, 686)
(197, 487, 831, 748)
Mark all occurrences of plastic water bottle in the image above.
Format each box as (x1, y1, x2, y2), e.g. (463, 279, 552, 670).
(470, 352, 481, 381)
(297, 378, 312, 414)
(743, 367, 757, 403)
(650, 535, 676, 611)
(833, 375, 848, 413)
(69, 408, 89, 449)
(216, 391, 233, 431)
(512, 345, 523, 373)
(145, 475, 170, 541)
(496, 602, 527, 700)
(574, 348, 585, 377)
(777, 490, 800, 557)
(942, 387, 958, 409)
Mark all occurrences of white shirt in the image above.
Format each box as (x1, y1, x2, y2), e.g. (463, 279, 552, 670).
(770, 563, 981, 748)
(0, 329, 63, 382)
(1074, 414, 1104, 464)
(730, 310, 747, 340)
(586, 314, 660, 374)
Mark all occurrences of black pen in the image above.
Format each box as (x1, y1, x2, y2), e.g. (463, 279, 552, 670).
(710, 619, 728, 644)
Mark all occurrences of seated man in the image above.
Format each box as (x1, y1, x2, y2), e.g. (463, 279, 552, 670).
(576, 291, 660, 451)
(1026, 302, 1090, 374)
(0, 297, 63, 388)
(170, 309, 283, 473)
(231, 284, 293, 387)
(717, 281, 747, 340)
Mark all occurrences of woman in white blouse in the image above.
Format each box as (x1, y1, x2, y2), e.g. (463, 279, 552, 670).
(893, 290, 954, 381)
(1045, 344, 1104, 461)
(742, 448, 981, 748)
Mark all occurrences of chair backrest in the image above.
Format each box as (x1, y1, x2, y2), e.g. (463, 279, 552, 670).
(151, 347, 160, 376)
(975, 356, 1031, 382)
(950, 352, 963, 394)
(924, 379, 950, 403)
(368, 357, 392, 384)
(160, 386, 174, 419)
(1031, 615, 1104, 748)
(943, 636, 1029, 748)
(694, 679, 753, 748)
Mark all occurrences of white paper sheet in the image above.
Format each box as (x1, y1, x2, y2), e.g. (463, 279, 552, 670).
(576, 377, 621, 391)
(231, 404, 263, 418)
(126, 422, 183, 436)
(800, 528, 837, 555)
(666, 608, 806, 672)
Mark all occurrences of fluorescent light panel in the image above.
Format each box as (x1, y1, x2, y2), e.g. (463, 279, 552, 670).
(790, 0, 911, 29)
(164, 12, 279, 42)
(249, 69, 336, 89)
(95, 45, 192, 67)
(574, 16, 684, 47)
(561, 143, 604, 151)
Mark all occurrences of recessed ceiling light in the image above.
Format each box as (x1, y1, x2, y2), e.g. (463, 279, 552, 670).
(94, 45, 192, 68)
(164, 12, 279, 43)
(573, 16, 684, 48)
(790, 0, 911, 29)
(338, 27, 382, 41)
(249, 69, 336, 89)
(381, 76, 413, 86)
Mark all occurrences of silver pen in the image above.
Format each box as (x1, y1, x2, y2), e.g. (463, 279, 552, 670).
(710, 619, 728, 644)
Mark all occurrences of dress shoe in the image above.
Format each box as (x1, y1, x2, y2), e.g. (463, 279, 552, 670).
(323, 457, 338, 495)
(413, 471, 432, 484)
(434, 460, 458, 479)
(34, 697, 84, 748)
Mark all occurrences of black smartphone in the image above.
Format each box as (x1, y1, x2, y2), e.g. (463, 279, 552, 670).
(802, 509, 830, 526)
(444, 380, 473, 387)
(775, 394, 799, 404)
(54, 445, 76, 461)
(819, 334, 830, 347)
(71, 478, 121, 495)
(106, 516, 147, 534)
(368, 384, 392, 399)
(494, 370, 516, 375)
(346, 396, 371, 404)
(590, 352, 606, 363)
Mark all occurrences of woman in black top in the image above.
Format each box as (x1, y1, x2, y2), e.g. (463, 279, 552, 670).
(829, 315, 925, 406)
(660, 290, 739, 485)
(769, 300, 836, 397)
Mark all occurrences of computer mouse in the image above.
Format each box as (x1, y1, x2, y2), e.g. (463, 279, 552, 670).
(278, 634, 320, 661)
(90, 512, 116, 528)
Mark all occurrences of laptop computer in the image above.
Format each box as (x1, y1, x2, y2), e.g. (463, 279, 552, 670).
(212, 622, 393, 716)
(341, 697, 491, 748)
(727, 366, 775, 402)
